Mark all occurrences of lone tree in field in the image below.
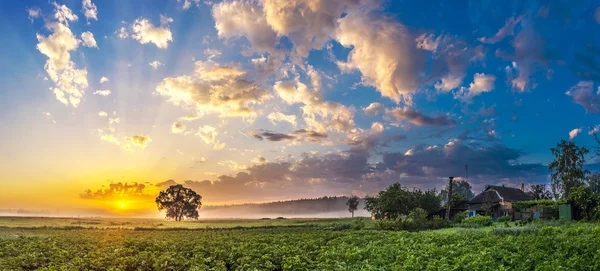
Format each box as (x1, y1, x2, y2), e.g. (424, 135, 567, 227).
(346, 196, 360, 218)
(549, 140, 589, 199)
(156, 184, 202, 221)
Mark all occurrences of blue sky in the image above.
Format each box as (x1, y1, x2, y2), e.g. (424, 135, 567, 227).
(1, 0, 600, 215)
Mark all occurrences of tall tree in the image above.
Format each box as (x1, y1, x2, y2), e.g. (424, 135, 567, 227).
(156, 184, 202, 221)
(346, 196, 359, 218)
(528, 184, 553, 200)
(440, 180, 475, 201)
(548, 140, 589, 199)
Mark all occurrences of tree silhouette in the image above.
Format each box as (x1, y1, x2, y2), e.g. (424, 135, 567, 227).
(156, 184, 202, 221)
(528, 184, 552, 200)
(549, 140, 589, 199)
(346, 196, 359, 218)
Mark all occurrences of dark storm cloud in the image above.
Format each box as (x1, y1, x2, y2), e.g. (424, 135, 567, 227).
(250, 129, 328, 143)
(387, 108, 456, 126)
(382, 140, 546, 179)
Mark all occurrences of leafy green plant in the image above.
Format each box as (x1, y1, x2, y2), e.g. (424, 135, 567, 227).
(458, 215, 493, 228)
(497, 215, 512, 222)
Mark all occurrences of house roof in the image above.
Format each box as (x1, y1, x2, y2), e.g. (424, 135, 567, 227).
(470, 185, 534, 204)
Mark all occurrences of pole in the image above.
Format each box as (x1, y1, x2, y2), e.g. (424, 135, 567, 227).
(447, 177, 454, 220)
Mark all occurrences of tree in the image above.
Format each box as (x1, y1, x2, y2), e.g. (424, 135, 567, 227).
(444, 194, 469, 209)
(549, 140, 589, 199)
(440, 180, 475, 201)
(568, 186, 600, 220)
(346, 196, 359, 218)
(364, 183, 440, 219)
(156, 184, 202, 221)
(589, 173, 600, 193)
(482, 193, 493, 216)
(528, 184, 553, 200)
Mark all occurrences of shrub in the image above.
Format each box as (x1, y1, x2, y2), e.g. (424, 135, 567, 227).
(497, 215, 512, 222)
(429, 215, 450, 229)
(458, 215, 493, 228)
(452, 211, 468, 224)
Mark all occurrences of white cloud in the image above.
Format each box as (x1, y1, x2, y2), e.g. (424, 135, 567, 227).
(27, 7, 41, 22)
(42, 112, 56, 123)
(267, 111, 297, 127)
(82, 0, 98, 21)
(454, 73, 495, 102)
(36, 4, 88, 107)
(212, 1, 278, 53)
(197, 125, 218, 144)
(80, 31, 97, 48)
(93, 89, 111, 96)
(98, 111, 107, 117)
(363, 102, 385, 116)
(131, 15, 173, 49)
(434, 74, 463, 92)
(156, 61, 270, 118)
(149, 61, 163, 69)
(179, 0, 200, 9)
(569, 128, 582, 141)
(117, 27, 129, 39)
(99, 76, 108, 83)
(336, 11, 423, 104)
(52, 2, 78, 25)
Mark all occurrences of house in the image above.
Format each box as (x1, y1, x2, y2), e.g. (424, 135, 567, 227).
(469, 185, 534, 218)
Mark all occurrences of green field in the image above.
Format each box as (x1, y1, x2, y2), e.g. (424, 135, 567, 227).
(0, 216, 364, 230)
(1, 217, 600, 270)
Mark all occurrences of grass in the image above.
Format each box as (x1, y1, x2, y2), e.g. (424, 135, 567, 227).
(0, 216, 373, 230)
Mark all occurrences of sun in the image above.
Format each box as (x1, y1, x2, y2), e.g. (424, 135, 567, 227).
(120, 202, 125, 208)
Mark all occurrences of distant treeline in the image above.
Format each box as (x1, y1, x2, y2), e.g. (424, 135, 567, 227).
(202, 196, 366, 216)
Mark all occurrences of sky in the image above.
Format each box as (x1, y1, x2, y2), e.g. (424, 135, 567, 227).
(1, 0, 600, 217)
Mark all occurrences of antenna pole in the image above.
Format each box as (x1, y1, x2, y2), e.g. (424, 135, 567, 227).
(447, 176, 455, 220)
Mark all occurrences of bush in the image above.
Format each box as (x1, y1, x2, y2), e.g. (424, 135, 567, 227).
(458, 215, 493, 228)
(429, 215, 450, 229)
(375, 212, 451, 231)
(452, 211, 468, 224)
(497, 215, 512, 222)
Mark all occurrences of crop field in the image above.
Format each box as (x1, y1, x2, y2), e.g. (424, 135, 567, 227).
(0, 216, 363, 230)
(1, 218, 600, 270)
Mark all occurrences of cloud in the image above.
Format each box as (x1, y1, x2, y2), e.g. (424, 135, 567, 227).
(336, 11, 424, 104)
(117, 27, 129, 39)
(454, 73, 496, 102)
(99, 76, 109, 83)
(569, 128, 582, 141)
(80, 31, 97, 48)
(42, 111, 56, 123)
(386, 108, 456, 126)
(27, 7, 41, 22)
(131, 15, 173, 49)
(565, 81, 600, 114)
(478, 15, 524, 44)
(52, 2, 78, 25)
(98, 111, 107, 117)
(126, 135, 152, 148)
(382, 140, 547, 180)
(267, 111, 297, 127)
(149, 61, 163, 69)
(93, 89, 111, 96)
(171, 122, 186, 133)
(156, 61, 270, 118)
(196, 125, 225, 150)
(80, 182, 152, 200)
(340, 122, 386, 154)
(212, 1, 278, 53)
(156, 179, 177, 188)
(434, 74, 463, 92)
(363, 102, 385, 116)
(251, 129, 328, 143)
(252, 155, 267, 164)
(81, 0, 98, 21)
(36, 4, 88, 107)
(179, 0, 200, 9)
